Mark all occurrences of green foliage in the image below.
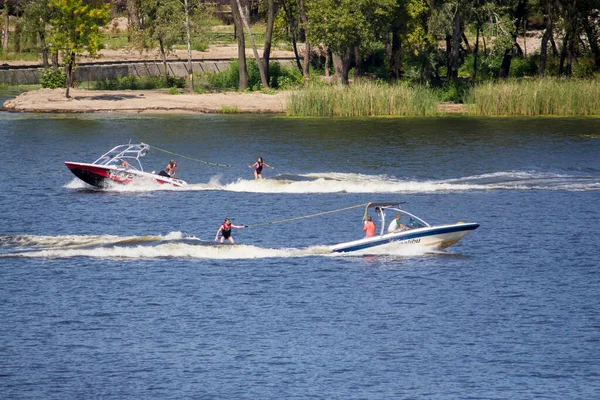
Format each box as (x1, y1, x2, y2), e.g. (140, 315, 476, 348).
(470, 78, 600, 116)
(287, 81, 439, 117)
(572, 58, 597, 78)
(307, 0, 396, 55)
(40, 68, 66, 88)
(220, 105, 240, 114)
(168, 86, 179, 94)
(198, 61, 303, 91)
(509, 57, 537, 78)
(436, 79, 472, 103)
(49, 0, 110, 61)
(94, 75, 185, 90)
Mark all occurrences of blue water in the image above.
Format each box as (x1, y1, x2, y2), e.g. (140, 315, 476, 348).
(1, 111, 599, 399)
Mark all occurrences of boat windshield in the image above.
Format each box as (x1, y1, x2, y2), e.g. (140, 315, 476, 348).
(94, 144, 149, 171)
(363, 203, 430, 236)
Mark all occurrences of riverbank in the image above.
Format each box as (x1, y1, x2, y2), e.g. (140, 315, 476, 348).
(2, 88, 288, 114)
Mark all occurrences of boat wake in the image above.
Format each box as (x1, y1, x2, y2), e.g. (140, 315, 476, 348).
(0, 232, 431, 260)
(65, 170, 599, 193)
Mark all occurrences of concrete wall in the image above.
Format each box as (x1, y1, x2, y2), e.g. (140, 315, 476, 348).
(0, 59, 292, 85)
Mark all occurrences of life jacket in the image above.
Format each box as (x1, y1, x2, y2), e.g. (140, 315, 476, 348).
(222, 223, 232, 233)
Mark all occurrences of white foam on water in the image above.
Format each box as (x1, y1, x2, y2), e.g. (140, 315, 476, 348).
(0, 231, 194, 250)
(4, 243, 333, 260)
(0, 232, 441, 260)
(64, 170, 599, 193)
(64, 178, 92, 189)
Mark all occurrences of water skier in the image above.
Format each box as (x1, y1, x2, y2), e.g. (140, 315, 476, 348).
(249, 157, 274, 180)
(215, 218, 247, 244)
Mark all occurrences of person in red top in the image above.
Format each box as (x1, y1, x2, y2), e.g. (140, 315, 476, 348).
(215, 218, 247, 244)
(363, 216, 376, 238)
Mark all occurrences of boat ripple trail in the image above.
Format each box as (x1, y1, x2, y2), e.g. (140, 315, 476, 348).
(65, 170, 599, 193)
(0, 233, 433, 259)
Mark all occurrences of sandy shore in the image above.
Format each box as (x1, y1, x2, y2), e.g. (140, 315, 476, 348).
(2, 88, 289, 114)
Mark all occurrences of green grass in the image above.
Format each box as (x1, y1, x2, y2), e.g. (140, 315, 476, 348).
(220, 105, 240, 113)
(469, 78, 600, 116)
(287, 82, 439, 117)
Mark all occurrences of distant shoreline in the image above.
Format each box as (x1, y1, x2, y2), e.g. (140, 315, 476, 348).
(2, 88, 288, 114)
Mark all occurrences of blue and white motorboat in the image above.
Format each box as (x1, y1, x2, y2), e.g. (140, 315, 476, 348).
(331, 202, 479, 253)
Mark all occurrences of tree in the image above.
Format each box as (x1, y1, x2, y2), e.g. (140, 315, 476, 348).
(307, 0, 396, 85)
(497, 0, 527, 79)
(48, 0, 110, 98)
(230, 0, 248, 90)
(21, 0, 54, 67)
(262, 0, 276, 84)
(132, 0, 185, 86)
(233, 0, 269, 88)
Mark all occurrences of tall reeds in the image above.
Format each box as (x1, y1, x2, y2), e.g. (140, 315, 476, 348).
(287, 82, 439, 117)
(470, 78, 600, 116)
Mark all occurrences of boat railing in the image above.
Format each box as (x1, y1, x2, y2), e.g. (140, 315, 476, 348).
(93, 144, 149, 172)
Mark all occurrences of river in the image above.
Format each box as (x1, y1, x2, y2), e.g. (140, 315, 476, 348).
(1, 104, 599, 398)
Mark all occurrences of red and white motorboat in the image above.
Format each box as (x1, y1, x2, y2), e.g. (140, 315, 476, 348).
(65, 143, 187, 188)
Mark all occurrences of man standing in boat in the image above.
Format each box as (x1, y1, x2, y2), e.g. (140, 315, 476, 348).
(363, 216, 376, 237)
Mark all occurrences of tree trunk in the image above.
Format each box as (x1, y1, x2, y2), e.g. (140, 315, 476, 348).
(461, 32, 471, 53)
(538, 0, 553, 75)
(184, 0, 193, 93)
(324, 47, 330, 77)
(299, 0, 310, 82)
(389, 27, 402, 80)
(65, 52, 75, 98)
(583, 11, 600, 69)
(231, 0, 248, 90)
(558, 33, 568, 75)
(52, 50, 59, 70)
(39, 31, 49, 68)
(332, 51, 351, 85)
(281, 0, 302, 73)
(498, 0, 527, 79)
(564, 0, 577, 77)
(354, 46, 363, 80)
(445, 34, 452, 80)
(234, 0, 269, 89)
(159, 38, 168, 87)
(449, 10, 461, 80)
(262, 0, 275, 85)
(473, 17, 480, 82)
(126, 0, 140, 30)
(3, 0, 9, 53)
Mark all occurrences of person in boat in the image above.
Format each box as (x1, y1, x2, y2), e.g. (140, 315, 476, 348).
(215, 218, 247, 244)
(119, 159, 130, 168)
(158, 160, 177, 178)
(363, 216, 376, 238)
(249, 157, 274, 180)
(387, 214, 407, 233)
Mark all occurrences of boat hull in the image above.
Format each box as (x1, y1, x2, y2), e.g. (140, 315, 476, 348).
(65, 162, 187, 188)
(331, 223, 479, 253)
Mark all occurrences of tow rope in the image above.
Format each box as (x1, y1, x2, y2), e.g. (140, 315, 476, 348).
(245, 203, 369, 228)
(145, 143, 231, 167)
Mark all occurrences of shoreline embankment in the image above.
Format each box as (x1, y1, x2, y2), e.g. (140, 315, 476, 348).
(2, 88, 289, 114)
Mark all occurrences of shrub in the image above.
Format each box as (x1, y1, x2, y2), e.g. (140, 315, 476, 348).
(437, 79, 472, 103)
(202, 60, 303, 91)
(93, 75, 186, 90)
(40, 68, 66, 89)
